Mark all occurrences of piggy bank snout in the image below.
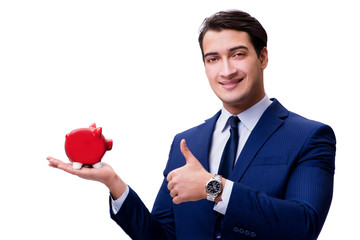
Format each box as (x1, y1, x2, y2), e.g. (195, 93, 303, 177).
(106, 139, 113, 150)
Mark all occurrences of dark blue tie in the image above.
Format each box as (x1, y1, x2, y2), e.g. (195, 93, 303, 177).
(218, 116, 240, 178)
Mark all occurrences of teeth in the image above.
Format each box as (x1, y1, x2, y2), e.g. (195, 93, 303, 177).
(221, 79, 242, 85)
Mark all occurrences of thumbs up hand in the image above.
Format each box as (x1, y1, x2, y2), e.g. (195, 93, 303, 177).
(167, 139, 213, 204)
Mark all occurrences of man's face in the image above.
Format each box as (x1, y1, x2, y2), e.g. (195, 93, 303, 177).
(202, 29, 268, 114)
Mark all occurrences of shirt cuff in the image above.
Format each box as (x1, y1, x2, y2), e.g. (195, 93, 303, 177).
(213, 180, 234, 215)
(110, 185, 130, 214)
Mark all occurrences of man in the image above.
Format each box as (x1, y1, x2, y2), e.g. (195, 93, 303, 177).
(47, 10, 336, 240)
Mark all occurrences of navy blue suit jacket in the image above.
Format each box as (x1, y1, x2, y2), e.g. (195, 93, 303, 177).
(110, 99, 336, 240)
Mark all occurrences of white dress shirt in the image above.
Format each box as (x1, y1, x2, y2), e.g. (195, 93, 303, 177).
(210, 95, 272, 214)
(112, 96, 272, 215)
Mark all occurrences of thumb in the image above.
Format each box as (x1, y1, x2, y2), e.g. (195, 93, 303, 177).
(180, 139, 196, 164)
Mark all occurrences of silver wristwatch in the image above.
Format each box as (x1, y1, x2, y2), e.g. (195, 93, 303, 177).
(205, 174, 222, 201)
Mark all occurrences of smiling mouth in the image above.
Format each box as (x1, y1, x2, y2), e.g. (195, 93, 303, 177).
(220, 78, 244, 89)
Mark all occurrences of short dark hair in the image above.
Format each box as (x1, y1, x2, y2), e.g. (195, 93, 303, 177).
(198, 10, 267, 59)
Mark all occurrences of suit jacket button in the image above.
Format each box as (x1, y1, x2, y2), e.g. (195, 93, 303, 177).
(250, 232, 257, 238)
(215, 231, 222, 239)
(245, 230, 251, 236)
(239, 228, 245, 234)
(233, 227, 239, 232)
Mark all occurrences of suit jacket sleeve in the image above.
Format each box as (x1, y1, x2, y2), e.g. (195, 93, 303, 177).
(109, 140, 177, 240)
(109, 185, 174, 240)
(222, 124, 336, 240)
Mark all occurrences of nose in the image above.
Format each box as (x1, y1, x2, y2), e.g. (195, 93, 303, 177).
(220, 59, 237, 79)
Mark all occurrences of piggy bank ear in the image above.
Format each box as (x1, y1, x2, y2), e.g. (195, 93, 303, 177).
(66, 133, 70, 139)
(92, 127, 102, 138)
(89, 123, 97, 129)
(106, 139, 113, 150)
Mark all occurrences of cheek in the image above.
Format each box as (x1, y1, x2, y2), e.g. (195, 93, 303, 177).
(205, 69, 218, 92)
(205, 65, 218, 82)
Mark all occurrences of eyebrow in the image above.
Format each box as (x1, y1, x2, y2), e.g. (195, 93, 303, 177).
(229, 45, 248, 52)
(203, 45, 249, 58)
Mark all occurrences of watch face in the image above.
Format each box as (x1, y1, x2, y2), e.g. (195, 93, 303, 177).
(206, 180, 221, 194)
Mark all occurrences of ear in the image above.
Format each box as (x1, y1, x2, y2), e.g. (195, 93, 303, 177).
(92, 127, 102, 138)
(89, 123, 97, 128)
(259, 47, 268, 70)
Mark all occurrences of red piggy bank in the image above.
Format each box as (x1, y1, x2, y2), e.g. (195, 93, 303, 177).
(65, 123, 113, 169)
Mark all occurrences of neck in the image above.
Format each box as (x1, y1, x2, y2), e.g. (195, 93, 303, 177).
(223, 93, 266, 115)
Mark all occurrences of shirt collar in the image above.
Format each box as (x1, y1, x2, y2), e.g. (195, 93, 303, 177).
(219, 95, 272, 132)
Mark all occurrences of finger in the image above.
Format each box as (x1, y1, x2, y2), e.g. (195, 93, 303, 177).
(180, 139, 195, 164)
(57, 162, 80, 175)
(167, 180, 173, 191)
(170, 188, 177, 198)
(172, 195, 182, 205)
(167, 171, 173, 182)
(47, 156, 66, 168)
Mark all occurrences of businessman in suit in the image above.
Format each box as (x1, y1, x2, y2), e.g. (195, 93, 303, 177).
(47, 10, 336, 240)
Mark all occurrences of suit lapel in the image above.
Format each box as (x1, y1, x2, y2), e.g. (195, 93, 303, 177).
(191, 111, 221, 171)
(229, 99, 289, 182)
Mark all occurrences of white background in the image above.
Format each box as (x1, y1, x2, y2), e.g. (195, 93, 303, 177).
(0, 0, 358, 239)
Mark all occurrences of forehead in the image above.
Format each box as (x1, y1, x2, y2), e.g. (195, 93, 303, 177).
(202, 29, 254, 53)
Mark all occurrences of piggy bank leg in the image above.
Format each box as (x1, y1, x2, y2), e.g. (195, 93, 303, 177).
(92, 162, 102, 168)
(72, 162, 83, 170)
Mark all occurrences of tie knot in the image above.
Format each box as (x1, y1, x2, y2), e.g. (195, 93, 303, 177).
(228, 116, 240, 129)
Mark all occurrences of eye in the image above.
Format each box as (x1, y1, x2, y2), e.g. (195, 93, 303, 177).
(233, 52, 245, 58)
(206, 57, 218, 63)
